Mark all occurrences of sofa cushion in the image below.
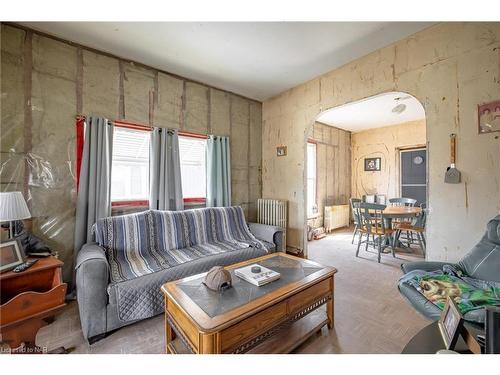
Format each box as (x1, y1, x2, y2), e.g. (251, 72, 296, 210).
(107, 245, 269, 322)
(398, 282, 490, 324)
(261, 239, 276, 252)
(150, 210, 192, 251)
(459, 215, 500, 283)
(150, 207, 265, 252)
(94, 210, 160, 283)
(487, 215, 500, 245)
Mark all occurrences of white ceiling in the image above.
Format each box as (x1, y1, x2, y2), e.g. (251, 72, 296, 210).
(316, 92, 426, 132)
(20, 22, 433, 101)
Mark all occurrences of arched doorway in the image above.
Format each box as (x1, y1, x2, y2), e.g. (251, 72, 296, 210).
(304, 91, 427, 262)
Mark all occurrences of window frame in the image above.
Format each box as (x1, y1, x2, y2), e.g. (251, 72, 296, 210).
(76, 118, 152, 208)
(178, 131, 208, 204)
(110, 121, 151, 207)
(306, 139, 318, 217)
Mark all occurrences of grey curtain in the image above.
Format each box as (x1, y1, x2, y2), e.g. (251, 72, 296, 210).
(149, 127, 183, 210)
(206, 135, 231, 207)
(74, 117, 114, 253)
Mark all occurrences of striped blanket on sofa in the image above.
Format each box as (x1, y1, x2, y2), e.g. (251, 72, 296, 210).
(94, 206, 265, 283)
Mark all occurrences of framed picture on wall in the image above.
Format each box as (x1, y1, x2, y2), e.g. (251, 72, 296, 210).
(364, 157, 381, 171)
(478, 100, 500, 134)
(276, 146, 287, 157)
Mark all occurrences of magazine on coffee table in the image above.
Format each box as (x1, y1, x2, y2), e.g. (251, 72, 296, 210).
(234, 264, 281, 286)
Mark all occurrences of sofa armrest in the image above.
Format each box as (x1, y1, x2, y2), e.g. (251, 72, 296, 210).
(400, 261, 457, 274)
(248, 222, 285, 252)
(75, 243, 109, 340)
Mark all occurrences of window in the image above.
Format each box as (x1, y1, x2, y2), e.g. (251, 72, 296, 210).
(110, 127, 150, 204)
(179, 135, 207, 202)
(307, 141, 317, 216)
(75, 118, 209, 208)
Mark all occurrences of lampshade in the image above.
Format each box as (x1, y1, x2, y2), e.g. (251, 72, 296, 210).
(0, 191, 31, 221)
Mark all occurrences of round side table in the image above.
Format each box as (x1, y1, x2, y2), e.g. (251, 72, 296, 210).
(402, 321, 482, 354)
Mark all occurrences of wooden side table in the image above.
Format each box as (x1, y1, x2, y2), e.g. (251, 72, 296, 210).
(0, 256, 67, 353)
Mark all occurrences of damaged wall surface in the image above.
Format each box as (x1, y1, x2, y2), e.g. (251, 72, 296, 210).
(0, 24, 262, 281)
(262, 22, 500, 259)
(309, 122, 351, 227)
(351, 119, 426, 200)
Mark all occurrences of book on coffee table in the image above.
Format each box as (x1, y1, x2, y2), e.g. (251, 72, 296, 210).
(234, 264, 280, 286)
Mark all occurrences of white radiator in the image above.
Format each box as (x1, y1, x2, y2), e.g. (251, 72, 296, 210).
(257, 199, 287, 251)
(324, 204, 350, 233)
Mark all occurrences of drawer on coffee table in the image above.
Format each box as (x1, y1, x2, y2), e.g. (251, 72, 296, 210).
(220, 300, 287, 352)
(288, 278, 331, 314)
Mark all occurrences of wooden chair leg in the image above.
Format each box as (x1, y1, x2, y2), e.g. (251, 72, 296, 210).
(377, 236, 382, 263)
(391, 233, 396, 257)
(416, 232, 424, 255)
(418, 232, 426, 256)
(355, 232, 363, 257)
(352, 224, 358, 244)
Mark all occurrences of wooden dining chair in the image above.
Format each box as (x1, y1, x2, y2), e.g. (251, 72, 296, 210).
(388, 197, 417, 206)
(353, 202, 395, 263)
(394, 209, 427, 256)
(362, 194, 376, 203)
(375, 194, 387, 205)
(349, 198, 362, 244)
(389, 197, 417, 244)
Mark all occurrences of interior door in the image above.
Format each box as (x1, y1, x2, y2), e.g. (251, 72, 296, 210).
(400, 148, 427, 207)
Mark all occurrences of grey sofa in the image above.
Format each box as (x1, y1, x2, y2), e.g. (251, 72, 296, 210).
(75, 207, 284, 343)
(399, 215, 500, 322)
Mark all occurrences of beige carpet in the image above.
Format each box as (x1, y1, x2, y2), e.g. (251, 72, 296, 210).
(36, 227, 429, 353)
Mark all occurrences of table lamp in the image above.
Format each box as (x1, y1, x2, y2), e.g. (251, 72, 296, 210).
(0, 191, 31, 239)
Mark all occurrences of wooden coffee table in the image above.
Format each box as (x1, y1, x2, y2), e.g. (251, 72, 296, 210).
(161, 253, 337, 354)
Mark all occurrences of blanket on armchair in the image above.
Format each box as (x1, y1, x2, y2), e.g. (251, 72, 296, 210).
(399, 265, 500, 315)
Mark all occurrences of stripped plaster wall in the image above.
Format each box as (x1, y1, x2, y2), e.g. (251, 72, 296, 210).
(0, 24, 262, 281)
(351, 119, 426, 200)
(262, 22, 500, 260)
(309, 122, 351, 227)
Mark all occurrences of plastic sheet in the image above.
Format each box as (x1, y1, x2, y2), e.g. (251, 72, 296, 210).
(1, 148, 77, 282)
(1, 150, 64, 189)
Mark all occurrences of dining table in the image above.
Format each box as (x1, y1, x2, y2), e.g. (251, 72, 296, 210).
(370, 206, 423, 250)
(367, 205, 422, 220)
(382, 205, 422, 218)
